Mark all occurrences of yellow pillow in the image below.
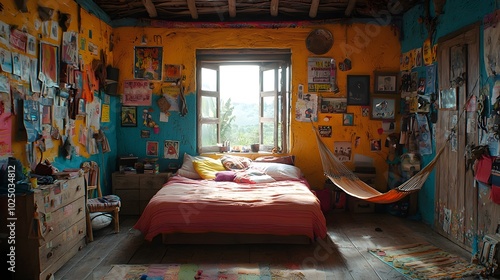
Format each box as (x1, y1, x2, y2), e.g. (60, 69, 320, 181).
(192, 158, 226, 180)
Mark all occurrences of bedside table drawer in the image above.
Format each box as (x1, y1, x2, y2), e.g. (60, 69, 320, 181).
(113, 174, 140, 189)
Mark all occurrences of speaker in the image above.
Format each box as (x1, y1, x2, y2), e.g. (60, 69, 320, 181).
(106, 66, 119, 96)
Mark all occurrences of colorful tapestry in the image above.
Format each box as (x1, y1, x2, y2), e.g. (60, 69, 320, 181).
(102, 263, 326, 280)
(369, 243, 484, 279)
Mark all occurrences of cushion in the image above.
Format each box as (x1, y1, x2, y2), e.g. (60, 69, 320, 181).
(233, 169, 276, 184)
(254, 155, 295, 165)
(220, 155, 252, 170)
(177, 153, 211, 179)
(249, 162, 302, 181)
(89, 212, 112, 230)
(192, 158, 226, 180)
(215, 171, 237, 181)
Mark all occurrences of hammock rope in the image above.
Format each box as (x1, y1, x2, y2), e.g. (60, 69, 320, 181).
(313, 125, 449, 204)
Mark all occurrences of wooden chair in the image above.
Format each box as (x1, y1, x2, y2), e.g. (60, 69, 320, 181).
(81, 161, 120, 242)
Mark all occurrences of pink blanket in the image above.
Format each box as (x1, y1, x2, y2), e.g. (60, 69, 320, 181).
(134, 175, 327, 241)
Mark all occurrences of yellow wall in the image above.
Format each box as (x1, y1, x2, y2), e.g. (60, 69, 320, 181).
(112, 24, 401, 189)
(2, 0, 112, 165)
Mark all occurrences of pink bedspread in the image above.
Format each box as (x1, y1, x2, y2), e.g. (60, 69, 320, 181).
(134, 175, 327, 241)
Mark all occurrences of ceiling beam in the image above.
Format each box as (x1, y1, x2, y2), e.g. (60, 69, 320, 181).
(309, 0, 319, 18)
(228, 0, 236, 17)
(187, 0, 199, 19)
(270, 0, 279, 16)
(345, 0, 357, 16)
(142, 0, 157, 18)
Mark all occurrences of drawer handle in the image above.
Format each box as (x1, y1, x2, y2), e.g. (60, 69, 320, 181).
(76, 185, 82, 192)
(47, 251, 53, 259)
(78, 207, 83, 214)
(45, 273, 53, 280)
(79, 229, 84, 234)
(48, 226, 54, 232)
(79, 245, 84, 251)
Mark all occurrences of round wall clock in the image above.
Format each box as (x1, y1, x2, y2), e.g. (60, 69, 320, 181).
(306, 29, 334, 55)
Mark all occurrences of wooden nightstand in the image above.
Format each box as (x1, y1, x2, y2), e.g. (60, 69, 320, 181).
(111, 172, 171, 215)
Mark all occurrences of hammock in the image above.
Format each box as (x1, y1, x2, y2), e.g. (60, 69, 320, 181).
(313, 126, 448, 204)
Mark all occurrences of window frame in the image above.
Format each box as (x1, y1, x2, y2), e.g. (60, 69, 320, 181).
(196, 49, 291, 154)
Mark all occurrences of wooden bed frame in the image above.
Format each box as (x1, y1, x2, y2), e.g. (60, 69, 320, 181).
(162, 232, 311, 245)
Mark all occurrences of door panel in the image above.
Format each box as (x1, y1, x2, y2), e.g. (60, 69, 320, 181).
(436, 25, 479, 251)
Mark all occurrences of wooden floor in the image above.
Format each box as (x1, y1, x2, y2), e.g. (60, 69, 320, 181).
(55, 211, 475, 280)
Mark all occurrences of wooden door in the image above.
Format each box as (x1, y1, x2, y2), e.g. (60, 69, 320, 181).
(435, 24, 479, 251)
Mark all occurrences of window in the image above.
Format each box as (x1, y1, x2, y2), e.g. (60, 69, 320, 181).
(196, 50, 291, 154)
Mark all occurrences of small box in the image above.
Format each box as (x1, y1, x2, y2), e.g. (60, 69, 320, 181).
(348, 196, 375, 213)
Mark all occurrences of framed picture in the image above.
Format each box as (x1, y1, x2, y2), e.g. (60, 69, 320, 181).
(347, 75, 370, 105)
(374, 72, 398, 94)
(141, 130, 150, 138)
(164, 140, 180, 159)
(371, 97, 396, 120)
(134, 46, 163, 80)
(439, 87, 457, 110)
(146, 141, 159, 157)
(343, 113, 354, 126)
(121, 106, 137, 127)
(320, 97, 347, 113)
(318, 125, 332, 137)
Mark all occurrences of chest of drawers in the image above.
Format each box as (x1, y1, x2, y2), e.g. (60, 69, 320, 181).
(1, 175, 86, 280)
(112, 172, 171, 215)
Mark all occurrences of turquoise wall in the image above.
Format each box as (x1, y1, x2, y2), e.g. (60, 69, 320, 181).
(401, 0, 497, 225)
(51, 93, 119, 195)
(115, 94, 197, 173)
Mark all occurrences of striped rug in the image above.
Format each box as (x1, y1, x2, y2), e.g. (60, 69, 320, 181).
(369, 243, 484, 279)
(101, 263, 326, 279)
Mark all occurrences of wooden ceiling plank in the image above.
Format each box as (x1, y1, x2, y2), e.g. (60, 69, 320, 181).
(345, 0, 357, 16)
(270, 0, 279, 16)
(142, 0, 158, 18)
(309, 0, 319, 18)
(187, 0, 199, 19)
(228, 0, 236, 17)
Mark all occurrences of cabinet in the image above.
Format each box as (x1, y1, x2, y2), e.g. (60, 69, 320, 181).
(112, 172, 171, 215)
(0, 175, 86, 280)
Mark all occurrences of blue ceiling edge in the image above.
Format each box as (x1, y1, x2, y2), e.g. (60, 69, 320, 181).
(74, 0, 112, 26)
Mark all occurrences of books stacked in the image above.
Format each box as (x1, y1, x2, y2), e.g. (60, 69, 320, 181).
(143, 163, 159, 174)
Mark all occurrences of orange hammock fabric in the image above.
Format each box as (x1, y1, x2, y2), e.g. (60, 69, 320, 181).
(313, 126, 447, 204)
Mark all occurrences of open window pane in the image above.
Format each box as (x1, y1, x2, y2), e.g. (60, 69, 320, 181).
(262, 122, 275, 146)
(201, 123, 218, 146)
(201, 67, 217, 91)
(201, 96, 217, 118)
(263, 96, 275, 118)
(263, 69, 275, 92)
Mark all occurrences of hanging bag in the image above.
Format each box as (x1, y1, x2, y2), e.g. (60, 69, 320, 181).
(475, 155, 494, 184)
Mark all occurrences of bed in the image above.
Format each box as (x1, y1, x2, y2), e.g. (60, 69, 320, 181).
(133, 154, 327, 244)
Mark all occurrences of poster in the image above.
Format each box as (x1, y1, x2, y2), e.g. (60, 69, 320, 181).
(484, 10, 500, 77)
(9, 29, 27, 52)
(0, 75, 9, 93)
(0, 47, 12, 73)
(101, 104, 110, 122)
(334, 141, 352, 162)
(62, 31, 79, 66)
(307, 57, 338, 92)
(164, 140, 179, 159)
(425, 64, 436, 95)
(134, 46, 163, 80)
(146, 141, 159, 157)
(86, 96, 101, 130)
(416, 113, 432, 155)
(164, 64, 182, 82)
(30, 58, 41, 93)
(161, 85, 180, 111)
(0, 20, 10, 46)
(123, 80, 152, 106)
(295, 93, 317, 122)
(40, 42, 59, 87)
(26, 34, 36, 56)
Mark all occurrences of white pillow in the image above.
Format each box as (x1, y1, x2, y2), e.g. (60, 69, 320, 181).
(177, 153, 211, 179)
(249, 162, 303, 181)
(90, 212, 112, 230)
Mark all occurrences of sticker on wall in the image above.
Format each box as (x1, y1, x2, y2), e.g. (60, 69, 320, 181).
(334, 141, 352, 162)
(370, 139, 382, 152)
(318, 125, 332, 137)
(141, 130, 150, 138)
(295, 93, 318, 122)
(164, 140, 179, 159)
